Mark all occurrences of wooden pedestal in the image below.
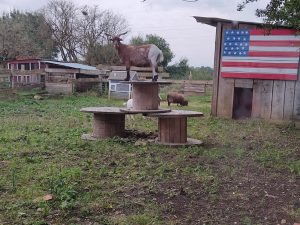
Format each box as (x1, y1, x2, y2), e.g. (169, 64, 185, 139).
(147, 110, 204, 146)
(121, 81, 171, 112)
(80, 107, 129, 139)
(92, 114, 125, 138)
(133, 83, 159, 110)
(159, 117, 187, 144)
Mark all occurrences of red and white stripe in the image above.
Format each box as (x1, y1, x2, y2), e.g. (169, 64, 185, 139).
(221, 29, 300, 80)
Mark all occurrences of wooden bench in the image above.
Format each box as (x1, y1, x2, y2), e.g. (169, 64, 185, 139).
(146, 110, 204, 146)
(80, 107, 135, 140)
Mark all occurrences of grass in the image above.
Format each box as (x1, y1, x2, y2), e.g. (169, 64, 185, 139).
(0, 90, 299, 225)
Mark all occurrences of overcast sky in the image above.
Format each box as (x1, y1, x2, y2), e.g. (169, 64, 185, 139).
(0, 0, 269, 67)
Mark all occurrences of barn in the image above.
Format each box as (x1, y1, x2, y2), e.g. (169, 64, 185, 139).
(194, 16, 300, 122)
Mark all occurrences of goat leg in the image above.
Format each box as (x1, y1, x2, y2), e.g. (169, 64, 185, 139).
(152, 75, 158, 82)
(124, 68, 130, 81)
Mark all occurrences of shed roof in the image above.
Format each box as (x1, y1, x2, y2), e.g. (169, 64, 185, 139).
(193, 16, 264, 27)
(42, 60, 98, 71)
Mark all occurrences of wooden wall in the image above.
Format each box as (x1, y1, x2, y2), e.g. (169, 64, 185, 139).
(45, 82, 73, 95)
(212, 22, 300, 122)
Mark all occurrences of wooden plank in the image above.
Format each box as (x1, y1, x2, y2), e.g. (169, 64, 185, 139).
(271, 81, 285, 120)
(79, 69, 104, 75)
(159, 118, 169, 143)
(169, 118, 175, 143)
(170, 80, 213, 85)
(217, 77, 234, 118)
(260, 80, 274, 120)
(283, 81, 295, 120)
(234, 79, 253, 88)
(181, 118, 187, 143)
(293, 82, 300, 120)
(252, 80, 262, 118)
(45, 68, 79, 73)
(173, 118, 181, 143)
(211, 22, 223, 116)
(97, 65, 164, 72)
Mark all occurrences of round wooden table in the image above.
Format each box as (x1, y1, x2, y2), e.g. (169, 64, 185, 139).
(80, 107, 133, 139)
(147, 110, 204, 146)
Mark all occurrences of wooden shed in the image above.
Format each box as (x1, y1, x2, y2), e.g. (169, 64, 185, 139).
(42, 61, 106, 94)
(194, 16, 300, 122)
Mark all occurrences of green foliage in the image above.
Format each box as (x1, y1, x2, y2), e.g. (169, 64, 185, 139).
(238, 0, 300, 30)
(166, 59, 213, 80)
(130, 34, 174, 67)
(190, 66, 213, 80)
(289, 160, 300, 175)
(43, 167, 82, 210)
(166, 58, 189, 79)
(86, 43, 120, 66)
(0, 10, 57, 61)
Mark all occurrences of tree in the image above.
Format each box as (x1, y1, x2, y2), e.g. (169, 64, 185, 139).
(42, 0, 129, 63)
(85, 43, 120, 66)
(79, 5, 129, 65)
(41, 0, 79, 62)
(166, 58, 190, 79)
(0, 10, 57, 63)
(237, 0, 300, 30)
(130, 34, 174, 67)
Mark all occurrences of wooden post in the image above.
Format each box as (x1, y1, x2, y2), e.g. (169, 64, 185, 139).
(80, 107, 129, 140)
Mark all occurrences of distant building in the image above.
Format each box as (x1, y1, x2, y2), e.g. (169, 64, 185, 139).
(6, 56, 45, 88)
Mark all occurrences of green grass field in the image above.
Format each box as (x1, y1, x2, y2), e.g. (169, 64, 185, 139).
(0, 90, 299, 225)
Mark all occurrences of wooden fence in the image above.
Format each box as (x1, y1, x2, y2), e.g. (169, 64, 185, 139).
(168, 80, 213, 96)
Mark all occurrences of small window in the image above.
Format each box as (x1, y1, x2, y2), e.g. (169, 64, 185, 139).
(110, 84, 116, 91)
(25, 63, 30, 70)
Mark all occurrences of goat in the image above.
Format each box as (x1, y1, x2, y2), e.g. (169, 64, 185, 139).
(125, 98, 133, 109)
(106, 32, 164, 81)
(124, 96, 161, 108)
(167, 92, 188, 106)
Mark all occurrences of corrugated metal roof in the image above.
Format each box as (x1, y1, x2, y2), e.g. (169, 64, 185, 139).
(42, 60, 98, 71)
(193, 16, 264, 27)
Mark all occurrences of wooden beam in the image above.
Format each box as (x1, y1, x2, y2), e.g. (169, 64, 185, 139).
(271, 80, 285, 120)
(211, 22, 222, 116)
(283, 81, 296, 120)
(45, 68, 79, 73)
(96, 64, 164, 72)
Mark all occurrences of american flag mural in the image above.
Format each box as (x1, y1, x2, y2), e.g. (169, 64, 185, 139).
(221, 29, 300, 80)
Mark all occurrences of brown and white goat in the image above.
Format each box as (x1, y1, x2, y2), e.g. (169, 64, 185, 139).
(107, 32, 164, 81)
(167, 92, 188, 106)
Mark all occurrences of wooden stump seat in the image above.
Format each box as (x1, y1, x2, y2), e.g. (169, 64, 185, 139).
(146, 110, 204, 146)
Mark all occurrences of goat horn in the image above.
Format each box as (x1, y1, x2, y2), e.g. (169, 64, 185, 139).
(118, 31, 128, 36)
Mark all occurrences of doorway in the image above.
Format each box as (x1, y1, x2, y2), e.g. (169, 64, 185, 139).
(232, 87, 253, 119)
